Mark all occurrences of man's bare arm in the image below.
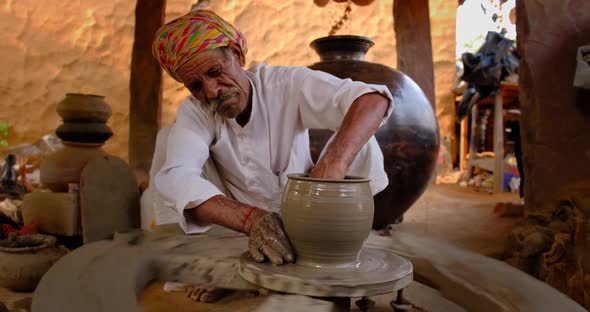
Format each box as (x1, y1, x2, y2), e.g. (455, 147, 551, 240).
(310, 92, 389, 179)
(190, 195, 294, 264)
(190, 195, 265, 234)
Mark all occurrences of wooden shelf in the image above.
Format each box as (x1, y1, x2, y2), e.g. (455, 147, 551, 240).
(460, 83, 520, 193)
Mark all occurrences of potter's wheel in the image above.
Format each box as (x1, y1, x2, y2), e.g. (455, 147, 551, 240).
(239, 246, 413, 297)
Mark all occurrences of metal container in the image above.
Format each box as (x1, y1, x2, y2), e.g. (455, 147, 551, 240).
(308, 35, 440, 228)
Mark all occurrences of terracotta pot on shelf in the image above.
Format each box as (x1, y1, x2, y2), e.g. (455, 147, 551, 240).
(40, 142, 106, 191)
(308, 35, 439, 229)
(281, 174, 373, 268)
(0, 234, 67, 292)
(56, 122, 113, 144)
(56, 93, 112, 123)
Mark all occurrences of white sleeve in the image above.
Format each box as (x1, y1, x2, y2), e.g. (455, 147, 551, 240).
(153, 100, 224, 234)
(288, 67, 394, 130)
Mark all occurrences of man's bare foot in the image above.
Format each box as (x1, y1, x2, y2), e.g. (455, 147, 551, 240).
(186, 287, 234, 303)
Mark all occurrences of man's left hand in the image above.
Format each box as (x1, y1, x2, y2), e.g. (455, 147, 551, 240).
(309, 158, 347, 180)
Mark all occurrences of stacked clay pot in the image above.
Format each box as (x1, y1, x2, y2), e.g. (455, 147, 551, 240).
(40, 94, 112, 191)
(55, 93, 113, 144)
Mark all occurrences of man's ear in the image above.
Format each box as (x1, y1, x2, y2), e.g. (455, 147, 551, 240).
(228, 42, 246, 67)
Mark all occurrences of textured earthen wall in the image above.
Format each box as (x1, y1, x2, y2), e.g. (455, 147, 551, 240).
(0, 0, 136, 157)
(429, 0, 457, 161)
(0, 0, 455, 160)
(517, 0, 590, 210)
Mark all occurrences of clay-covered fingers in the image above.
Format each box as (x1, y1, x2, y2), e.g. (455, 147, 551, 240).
(264, 214, 294, 262)
(248, 212, 295, 265)
(248, 236, 265, 262)
(261, 243, 284, 265)
(260, 213, 294, 264)
(249, 227, 283, 264)
(268, 237, 293, 263)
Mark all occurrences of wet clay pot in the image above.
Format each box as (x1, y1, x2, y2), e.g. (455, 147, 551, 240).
(308, 35, 440, 229)
(56, 93, 112, 123)
(0, 234, 67, 292)
(281, 174, 374, 268)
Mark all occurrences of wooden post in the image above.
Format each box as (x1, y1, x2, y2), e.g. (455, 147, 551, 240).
(466, 104, 478, 180)
(393, 0, 436, 107)
(459, 117, 468, 171)
(493, 93, 504, 193)
(129, 0, 166, 186)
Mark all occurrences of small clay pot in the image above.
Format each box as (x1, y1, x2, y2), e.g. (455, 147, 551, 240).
(0, 234, 67, 292)
(40, 142, 107, 190)
(281, 174, 374, 268)
(56, 93, 112, 123)
(56, 122, 113, 144)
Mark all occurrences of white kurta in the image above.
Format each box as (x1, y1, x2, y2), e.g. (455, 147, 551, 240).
(147, 64, 394, 233)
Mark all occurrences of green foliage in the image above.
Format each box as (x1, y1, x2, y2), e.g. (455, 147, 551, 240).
(0, 122, 10, 147)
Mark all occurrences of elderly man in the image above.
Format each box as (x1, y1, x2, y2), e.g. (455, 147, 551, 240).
(143, 9, 393, 301)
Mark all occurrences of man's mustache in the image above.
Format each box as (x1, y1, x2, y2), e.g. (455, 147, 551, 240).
(208, 88, 240, 113)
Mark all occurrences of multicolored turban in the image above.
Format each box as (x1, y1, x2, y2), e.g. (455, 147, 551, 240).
(152, 10, 248, 82)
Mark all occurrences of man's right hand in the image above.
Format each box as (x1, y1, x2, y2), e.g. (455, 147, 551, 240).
(191, 196, 295, 265)
(248, 212, 294, 265)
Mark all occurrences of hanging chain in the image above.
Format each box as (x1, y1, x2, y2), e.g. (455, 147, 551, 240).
(328, 0, 352, 36)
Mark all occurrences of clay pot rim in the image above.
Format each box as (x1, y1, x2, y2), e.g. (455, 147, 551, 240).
(310, 35, 375, 47)
(287, 173, 370, 183)
(65, 93, 105, 99)
(0, 234, 56, 253)
(310, 35, 375, 54)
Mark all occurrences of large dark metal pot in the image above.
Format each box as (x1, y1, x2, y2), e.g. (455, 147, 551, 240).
(308, 35, 439, 229)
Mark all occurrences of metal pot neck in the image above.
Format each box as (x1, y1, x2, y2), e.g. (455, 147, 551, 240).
(310, 35, 374, 62)
(318, 51, 367, 61)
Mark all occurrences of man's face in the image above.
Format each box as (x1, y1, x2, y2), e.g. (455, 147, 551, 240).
(177, 48, 249, 119)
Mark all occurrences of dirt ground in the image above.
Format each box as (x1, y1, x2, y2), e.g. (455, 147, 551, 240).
(397, 183, 522, 256)
(355, 183, 523, 312)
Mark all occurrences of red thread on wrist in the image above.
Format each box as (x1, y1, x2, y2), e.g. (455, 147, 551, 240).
(242, 206, 256, 233)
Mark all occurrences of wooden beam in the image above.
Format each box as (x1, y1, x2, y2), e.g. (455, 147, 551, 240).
(459, 117, 468, 171)
(465, 104, 478, 180)
(393, 0, 436, 107)
(129, 0, 166, 186)
(493, 93, 504, 193)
